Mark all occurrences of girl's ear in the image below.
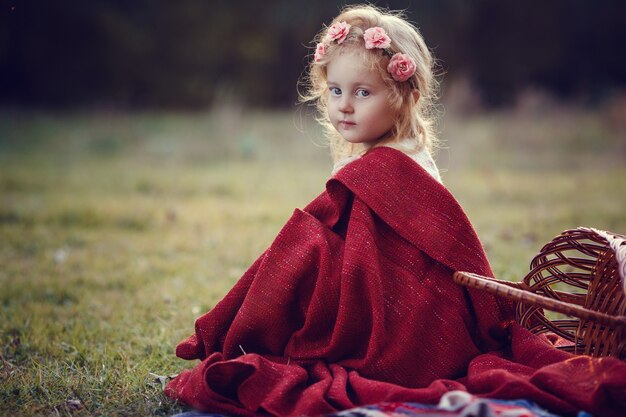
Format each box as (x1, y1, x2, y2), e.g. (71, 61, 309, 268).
(411, 89, 420, 102)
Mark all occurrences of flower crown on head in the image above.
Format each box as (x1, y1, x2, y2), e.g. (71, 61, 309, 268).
(314, 21, 417, 84)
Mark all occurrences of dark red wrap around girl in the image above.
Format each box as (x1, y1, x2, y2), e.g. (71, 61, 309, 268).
(166, 147, 626, 417)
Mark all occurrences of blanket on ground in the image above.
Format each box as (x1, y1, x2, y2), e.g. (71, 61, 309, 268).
(170, 391, 594, 417)
(165, 147, 626, 417)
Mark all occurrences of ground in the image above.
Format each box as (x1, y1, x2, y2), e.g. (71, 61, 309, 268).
(1, 106, 624, 415)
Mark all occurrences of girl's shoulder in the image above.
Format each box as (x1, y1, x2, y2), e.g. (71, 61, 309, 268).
(402, 145, 442, 184)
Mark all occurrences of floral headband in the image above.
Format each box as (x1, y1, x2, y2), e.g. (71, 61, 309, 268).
(314, 21, 417, 83)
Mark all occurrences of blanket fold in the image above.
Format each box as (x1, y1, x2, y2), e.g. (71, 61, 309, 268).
(166, 147, 626, 417)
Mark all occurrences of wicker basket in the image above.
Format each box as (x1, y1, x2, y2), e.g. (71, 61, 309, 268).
(454, 227, 626, 359)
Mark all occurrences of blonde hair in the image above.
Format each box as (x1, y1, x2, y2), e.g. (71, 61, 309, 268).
(299, 4, 440, 164)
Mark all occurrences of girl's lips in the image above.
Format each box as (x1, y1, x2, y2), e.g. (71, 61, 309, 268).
(340, 120, 356, 126)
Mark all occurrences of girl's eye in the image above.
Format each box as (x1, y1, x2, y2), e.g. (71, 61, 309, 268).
(356, 89, 370, 97)
(329, 87, 341, 96)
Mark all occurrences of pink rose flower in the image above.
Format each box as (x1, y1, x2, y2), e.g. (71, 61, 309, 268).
(325, 21, 351, 44)
(363, 27, 391, 49)
(314, 42, 326, 62)
(387, 53, 417, 82)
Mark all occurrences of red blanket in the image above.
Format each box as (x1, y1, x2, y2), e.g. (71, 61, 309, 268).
(165, 147, 626, 417)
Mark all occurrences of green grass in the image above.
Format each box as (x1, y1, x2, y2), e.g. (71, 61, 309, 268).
(1, 107, 625, 415)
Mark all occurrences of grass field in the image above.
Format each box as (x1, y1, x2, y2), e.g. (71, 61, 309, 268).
(1, 107, 625, 416)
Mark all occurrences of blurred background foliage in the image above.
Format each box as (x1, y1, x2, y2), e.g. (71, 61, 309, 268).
(1, 0, 626, 109)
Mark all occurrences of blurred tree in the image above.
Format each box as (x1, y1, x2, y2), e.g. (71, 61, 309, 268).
(459, 0, 626, 105)
(0, 0, 624, 108)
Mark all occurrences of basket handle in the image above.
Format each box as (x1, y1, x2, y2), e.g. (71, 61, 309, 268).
(453, 271, 626, 328)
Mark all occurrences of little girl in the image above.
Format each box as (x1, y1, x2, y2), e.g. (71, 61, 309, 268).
(166, 6, 626, 417)
(304, 6, 441, 181)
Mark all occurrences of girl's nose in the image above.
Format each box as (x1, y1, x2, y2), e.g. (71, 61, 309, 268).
(338, 96, 353, 113)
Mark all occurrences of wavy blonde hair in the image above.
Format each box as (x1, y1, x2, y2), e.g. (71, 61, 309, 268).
(299, 4, 440, 165)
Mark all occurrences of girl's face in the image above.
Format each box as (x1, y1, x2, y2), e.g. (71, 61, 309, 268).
(326, 49, 397, 145)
